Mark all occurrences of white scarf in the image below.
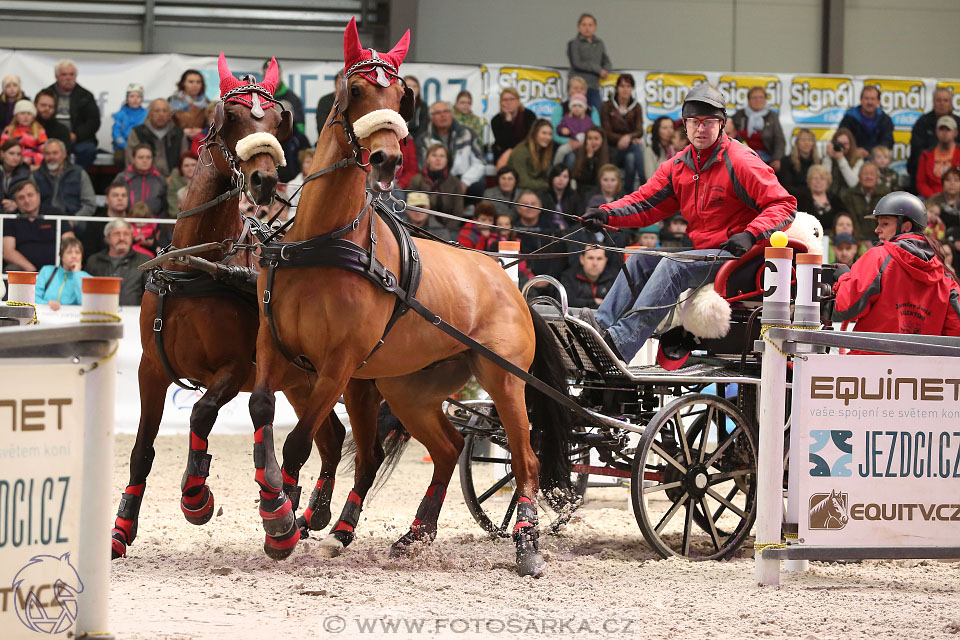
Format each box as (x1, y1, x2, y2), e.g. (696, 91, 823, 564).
(744, 105, 768, 136)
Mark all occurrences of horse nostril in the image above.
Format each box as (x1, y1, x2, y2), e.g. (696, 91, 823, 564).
(369, 150, 386, 166)
(250, 171, 263, 191)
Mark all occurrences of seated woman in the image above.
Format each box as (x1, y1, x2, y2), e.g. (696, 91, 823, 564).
(166, 150, 198, 215)
(600, 73, 645, 192)
(795, 164, 844, 231)
(822, 127, 863, 195)
(453, 90, 483, 140)
(168, 69, 209, 140)
(572, 126, 609, 196)
(776, 128, 820, 199)
(642, 116, 676, 175)
(482, 166, 519, 216)
(585, 162, 622, 209)
(490, 88, 536, 169)
(35, 237, 89, 311)
(0, 139, 30, 213)
(539, 164, 583, 227)
(407, 142, 465, 230)
(402, 75, 431, 139)
(0, 100, 46, 170)
(507, 119, 555, 193)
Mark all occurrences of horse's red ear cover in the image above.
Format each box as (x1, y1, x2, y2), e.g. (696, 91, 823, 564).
(342, 16, 409, 72)
(218, 52, 244, 96)
(261, 57, 280, 95)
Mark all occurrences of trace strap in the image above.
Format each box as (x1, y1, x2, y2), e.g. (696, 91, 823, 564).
(178, 186, 243, 219)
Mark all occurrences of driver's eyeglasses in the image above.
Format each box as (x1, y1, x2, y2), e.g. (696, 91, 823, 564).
(684, 117, 722, 131)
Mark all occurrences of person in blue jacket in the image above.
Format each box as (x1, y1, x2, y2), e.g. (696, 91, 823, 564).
(112, 83, 147, 166)
(36, 236, 89, 310)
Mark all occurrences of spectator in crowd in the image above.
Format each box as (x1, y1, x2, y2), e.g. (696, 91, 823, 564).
(127, 201, 165, 256)
(927, 166, 960, 228)
(908, 88, 960, 191)
(315, 70, 341, 135)
(539, 164, 583, 225)
(507, 119, 555, 193)
(407, 143, 465, 227)
(33, 90, 70, 152)
(600, 73, 645, 192)
(111, 83, 147, 166)
(947, 228, 960, 274)
(841, 162, 889, 242)
(1, 100, 47, 169)
(126, 99, 188, 178)
(166, 151, 197, 215)
(81, 180, 129, 257)
(925, 199, 946, 241)
(643, 116, 677, 174)
(33, 139, 95, 218)
(830, 232, 858, 268)
(566, 13, 610, 112)
(731, 86, 785, 169)
(838, 85, 894, 158)
(659, 213, 693, 248)
(403, 75, 430, 139)
(402, 191, 451, 241)
(490, 88, 536, 168)
(0, 140, 31, 211)
(916, 116, 960, 199)
(573, 126, 609, 195)
(831, 212, 856, 240)
(265, 59, 305, 137)
(514, 190, 565, 279)
(453, 90, 483, 140)
(457, 201, 499, 250)
(943, 242, 957, 277)
(168, 69, 209, 139)
(554, 93, 594, 167)
(416, 100, 485, 194)
(1, 75, 28, 131)
(672, 124, 689, 152)
(3, 180, 67, 271)
(777, 128, 820, 199)
(188, 101, 219, 156)
(634, 224, 659, 248)
(84, 218, 150, 305)
(550, 76, 601, 158)
(119, 143, 168, 218)
(870, 145, 899, 192)
(396, 137, 419, 190)
(35, 236, 89, 309)
(560, 246, 613, 309)
(44, 59, 100, 169)
(796, 164, 844, 230)
(482, 166, 520, 217)
(823, 127, 863, 195)
(585, 162, 623, 208)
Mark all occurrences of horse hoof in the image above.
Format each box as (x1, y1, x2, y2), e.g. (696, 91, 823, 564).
(259, 494, 294, 537)
(316, 535, 346, 558)
(263, 527, 301, 561)
(516, 551, 546, 578)
(181, 486, 215, 526)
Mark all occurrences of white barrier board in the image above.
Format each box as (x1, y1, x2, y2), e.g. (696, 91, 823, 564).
(0, 364, 85, 638)
(792, 354, 960, 547)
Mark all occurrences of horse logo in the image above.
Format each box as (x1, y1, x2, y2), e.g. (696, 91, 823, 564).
(11, 553, 84, 634)
(808, 490, 849, 530)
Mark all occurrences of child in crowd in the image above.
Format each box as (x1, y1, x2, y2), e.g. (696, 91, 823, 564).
(0, 100, 46, 169)
(112, 83, 147, 166)
(128, 202, 160, 257)
(870, 145, 899, 192)
(457, 202, 500, 250)
(925, 200, 946, 241)
(635, 224, 660, 248)
(672, 125, 689, 152)
(554, 94, 594, 165)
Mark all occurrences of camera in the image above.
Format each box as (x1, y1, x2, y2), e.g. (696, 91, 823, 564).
(832, 141, 844, 152)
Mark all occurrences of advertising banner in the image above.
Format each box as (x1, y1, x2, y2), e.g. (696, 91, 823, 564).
(792, 354, 960, 547)
(0, 364, 85, 638)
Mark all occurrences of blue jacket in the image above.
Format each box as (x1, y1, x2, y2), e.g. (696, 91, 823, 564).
(838, 106, 894, 153)
(35, 265, 89, 305)
(112, 105, 147, 150)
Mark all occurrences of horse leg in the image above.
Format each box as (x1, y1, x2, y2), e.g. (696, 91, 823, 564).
(472, 357, 545, 577)
(111, 359, 167, 559)
(179, 362, 247, 526)
(317, 378, 384, 558)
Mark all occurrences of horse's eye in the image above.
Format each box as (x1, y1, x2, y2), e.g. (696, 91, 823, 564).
(350, 85, 361, 98)
(226, 111, 237, 122)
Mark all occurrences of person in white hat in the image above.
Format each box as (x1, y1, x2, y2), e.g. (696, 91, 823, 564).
(112, 82, 148, 166)
(1, 74, 28, 130)
(916, 115, 960, 199)
(0, 99, 47, 169)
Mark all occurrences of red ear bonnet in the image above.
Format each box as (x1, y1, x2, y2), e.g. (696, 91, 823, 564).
(342, 17, 409, 84)
(217, 52, 280, 110)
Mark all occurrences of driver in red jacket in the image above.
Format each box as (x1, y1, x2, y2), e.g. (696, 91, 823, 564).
(833, 191, 960, 352)
(580, 84, 796, 368)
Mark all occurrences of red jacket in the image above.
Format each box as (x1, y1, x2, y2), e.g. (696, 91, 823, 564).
(833, 233, 960, 350)
(916, 145, 960, 199)
(600, 133, 796, 248)
(457, 223, 500, 250)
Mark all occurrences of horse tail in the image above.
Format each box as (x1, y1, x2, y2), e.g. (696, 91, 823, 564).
(340, 402, 411, 497)
(526, 304, 573, 494)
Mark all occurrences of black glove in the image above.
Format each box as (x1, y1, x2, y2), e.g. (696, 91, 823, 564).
(720, 231, 756, 257)
(833, 263, 851, 278)
(581, 207, 609, 233)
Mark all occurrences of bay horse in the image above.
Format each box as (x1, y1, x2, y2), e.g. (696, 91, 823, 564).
(110, 54, 346, 559)
(247, 19, 572, 576)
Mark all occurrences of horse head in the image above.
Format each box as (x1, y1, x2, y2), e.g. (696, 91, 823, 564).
(210, 53, 292, 205)
(829, 489, 848, 525)
(337, 17, 412, 192)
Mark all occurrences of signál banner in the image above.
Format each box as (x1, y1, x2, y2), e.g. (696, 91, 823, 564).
(792, 354, 960, 547)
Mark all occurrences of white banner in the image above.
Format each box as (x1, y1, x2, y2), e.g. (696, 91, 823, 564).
(792, 354, 960, 547)
(0, 364, 85, 638)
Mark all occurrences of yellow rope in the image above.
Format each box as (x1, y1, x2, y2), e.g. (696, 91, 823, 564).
(784, 532, 799, 540)
(80, 310, 122, 323)
(6, 300, 38, 325)
(759, 323, 821, 357)
(753, 541, 788, 554)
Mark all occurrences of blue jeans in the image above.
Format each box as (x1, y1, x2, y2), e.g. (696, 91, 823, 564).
(71, 141, 98, 169)
(595, 249, 730, 362)
(586, 88, 603, 113)
(613, 143, 645, 193)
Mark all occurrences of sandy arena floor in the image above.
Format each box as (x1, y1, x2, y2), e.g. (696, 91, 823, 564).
(110, 432, 960, 639)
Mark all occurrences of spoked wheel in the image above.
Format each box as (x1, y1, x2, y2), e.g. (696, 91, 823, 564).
(631, 393, 757, 560)
(455, 401, 591, 538)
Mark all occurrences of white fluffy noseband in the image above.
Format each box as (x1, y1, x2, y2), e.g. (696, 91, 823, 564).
(351, 109, 409, 140)
(235, 131, 286, 167)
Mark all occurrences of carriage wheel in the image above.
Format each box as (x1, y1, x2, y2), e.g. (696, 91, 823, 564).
(631, 394, 757, 560)
(459, 431, 590, 539)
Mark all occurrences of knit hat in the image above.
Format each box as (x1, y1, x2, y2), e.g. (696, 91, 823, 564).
(2, 75, 20, 90)
(126, 83, 144, 97)
(568, 93, 588, 110)
(406, 192, 430, 208)
(13, 99, 35, 116)
(637, 224, 660, 236)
